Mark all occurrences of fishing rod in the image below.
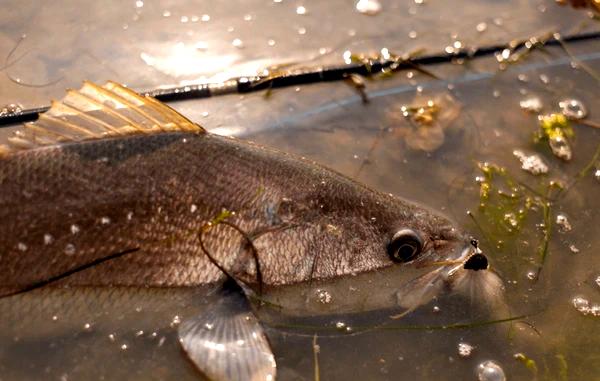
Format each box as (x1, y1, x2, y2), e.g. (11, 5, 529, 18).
(1, 29, 599, 127)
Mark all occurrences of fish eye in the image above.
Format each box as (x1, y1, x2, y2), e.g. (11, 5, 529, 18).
(388, 229, 423, 263)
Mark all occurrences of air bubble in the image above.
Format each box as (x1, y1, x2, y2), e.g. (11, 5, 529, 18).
(232, 38, 244, 48)
(559, 99, 587, 120)
(44, 234, 54, 245)
(171, 315, 181, 327)
(0, 104, 23, 117)
(315, 289, 332, 304)
(476, 360, 506, 381)
(355, 0, 382, 15)
(555, 214, 572, 233)
(513, 149, 548, 175)
(64, 244, 76, 256)
(458, 342, 474, 358)
(519, 97, 542, 113)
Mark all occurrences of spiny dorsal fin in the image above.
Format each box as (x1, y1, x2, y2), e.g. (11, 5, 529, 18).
(0, 81, 204, 154)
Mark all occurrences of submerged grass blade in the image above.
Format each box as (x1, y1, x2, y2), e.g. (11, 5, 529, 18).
(269, 314, 530, 332)
(535, 199, 552, 279)
(312, 335, 321, 381)
(555, 354, 568, 381)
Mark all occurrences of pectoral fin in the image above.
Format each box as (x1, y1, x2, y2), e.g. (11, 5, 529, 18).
(391, 267, 447, 319)
(178, 285, 276, 381)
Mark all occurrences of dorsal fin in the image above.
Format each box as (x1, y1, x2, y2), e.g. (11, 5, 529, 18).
(0, 81, 204, 155)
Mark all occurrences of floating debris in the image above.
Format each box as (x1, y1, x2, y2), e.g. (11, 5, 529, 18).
(344, 73, 368, 103)
(514, 353, 538, 376)
(572, 296, 600, 317)
(559, 98, 587, 120)
(458, 342, 474, 358)
(569, 244, 580, 253)
(595, 275, 600, 288)
(555, 213, 572, 233)
(355, 0, 382, 15)
(495, 32, 553, 69)
(476, 360, 506, 381)
(595, 167, 600, 181)
(536, 113, 574, 161)
(295, 5, 307, 15)
(513, 150, 548, 175)
(401, 99, 439, 124)
(386, 93, 461, 152)
(519, 97, 543, 113)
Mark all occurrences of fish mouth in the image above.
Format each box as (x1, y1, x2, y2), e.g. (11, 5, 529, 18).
(445, 241, 488, 278)
(392, 241, 501, 319)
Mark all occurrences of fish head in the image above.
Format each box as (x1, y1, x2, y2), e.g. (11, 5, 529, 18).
(240, 177, 500, 318)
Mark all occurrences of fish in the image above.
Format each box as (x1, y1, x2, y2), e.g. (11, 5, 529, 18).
(0, 81, 498, 381)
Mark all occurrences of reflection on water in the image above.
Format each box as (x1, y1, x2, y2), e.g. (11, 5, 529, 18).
(0, 0, 599, 380)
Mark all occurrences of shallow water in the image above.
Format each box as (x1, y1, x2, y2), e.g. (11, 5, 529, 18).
(1, 0, 599, 380)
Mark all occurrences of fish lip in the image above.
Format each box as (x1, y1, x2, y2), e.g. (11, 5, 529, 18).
(445, 240, 489, 278)
(445, 244, 477, 277)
